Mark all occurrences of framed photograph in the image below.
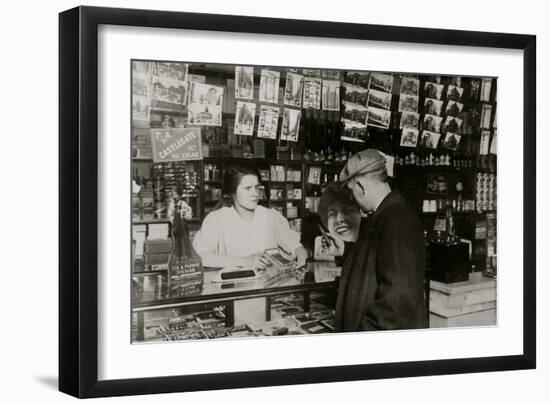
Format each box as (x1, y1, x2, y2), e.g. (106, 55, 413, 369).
(60, 6, 535, 398)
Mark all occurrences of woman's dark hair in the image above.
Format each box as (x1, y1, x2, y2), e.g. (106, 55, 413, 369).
(215, 165, 260, 208)
(318, 181, 358, 227)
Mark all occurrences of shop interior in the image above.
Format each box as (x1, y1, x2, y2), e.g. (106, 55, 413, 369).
(131, 61, 497, 342)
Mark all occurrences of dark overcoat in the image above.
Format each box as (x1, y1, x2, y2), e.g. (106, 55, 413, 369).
(335, 190, 428, 331)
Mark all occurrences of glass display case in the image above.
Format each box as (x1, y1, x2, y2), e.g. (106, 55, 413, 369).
(131, 261, 340, 342)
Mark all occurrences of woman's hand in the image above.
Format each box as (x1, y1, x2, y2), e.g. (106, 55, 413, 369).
(294, 246, 308, 268)
(321, 234, 345, 257)
(243, 253, 271, 270)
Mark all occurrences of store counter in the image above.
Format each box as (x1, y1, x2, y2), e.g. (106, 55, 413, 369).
(132, 261, 341, 341)
(133, 260, 340, 307)
(429, 272, 497, 327)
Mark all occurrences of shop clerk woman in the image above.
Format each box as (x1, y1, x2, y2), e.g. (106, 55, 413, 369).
(192, 166, 308, 270)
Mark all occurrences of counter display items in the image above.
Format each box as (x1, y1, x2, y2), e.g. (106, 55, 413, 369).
(131, 60, 498, 343)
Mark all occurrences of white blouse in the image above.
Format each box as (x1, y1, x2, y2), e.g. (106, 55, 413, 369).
(192, 206, 301, 267)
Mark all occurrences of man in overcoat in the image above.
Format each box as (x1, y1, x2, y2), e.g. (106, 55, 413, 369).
(336, 149, 428, 331)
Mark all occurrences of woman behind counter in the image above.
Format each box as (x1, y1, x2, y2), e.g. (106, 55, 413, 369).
(192, 165, 308, 270)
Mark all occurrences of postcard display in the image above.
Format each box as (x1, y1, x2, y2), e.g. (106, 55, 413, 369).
(132, 61, 498, 342)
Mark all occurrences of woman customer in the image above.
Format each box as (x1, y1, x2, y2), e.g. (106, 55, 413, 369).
(318, 181, 362, 262)
(192, 165, 308, 269)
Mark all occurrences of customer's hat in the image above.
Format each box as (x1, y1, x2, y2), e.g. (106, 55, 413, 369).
(339, 149, 387, 184)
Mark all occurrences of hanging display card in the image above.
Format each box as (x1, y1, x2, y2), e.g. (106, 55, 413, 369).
(257, 105, 280, 139)
(187, 82, 224, 126)
(423, 114, 443, 133)
(366, 107, 391, 129)
(400, 77, 420, 96)
(480, 130, 491, 155)
(480, 77, 492, 102)
(303, 77, 322, 109)
(280, 108, 302, 142)
(284, 72, 304, 107)
(235, 66, 254, 100)
(132, 61, 152, 122)
(398, 94, 419, 112)
(322, 79, 341, 111)
(424, 98, 443, 116)
(400, 128, 420, 147)
(367, 89, 392, 110)
(481, 104, 493, 129)
(369, 72, 393, 93)
(445, 100, 464, 116)
(419, 131, 441, 149)
(400, 111, 419, 129)
(259, 69, 280, 104)
(151, 62, 189, 111)
(234, 102, 256, 136)
(490, 129, 497, 154)
(442, 132, 461, 151)
(446, 85, 464, 101)
(424, 82, 444, 100)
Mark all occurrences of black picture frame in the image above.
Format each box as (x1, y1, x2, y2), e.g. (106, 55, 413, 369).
(59, 6, 536, 398)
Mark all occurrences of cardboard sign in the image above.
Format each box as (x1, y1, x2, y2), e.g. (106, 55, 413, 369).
(150, 128, 202, 162)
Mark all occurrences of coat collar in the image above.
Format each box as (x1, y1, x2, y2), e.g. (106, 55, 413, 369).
(360, 189, 404, 236)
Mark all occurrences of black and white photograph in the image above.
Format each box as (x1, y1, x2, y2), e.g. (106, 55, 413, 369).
(398, 94, 419, 112)
(303, 77, 322, 109)
(343, 101, 368, 123)
(284, 71, 304, 107)
(11, 1, 542, 401)
(419, 130, 441, 149)
(342, 118, 368, 141)
(481, 103, 493, 129)
(151, 62, 189, 110)
(400, 76, 420, 96)
(369, 72, 394, 93)
(423, 113, 443, 132)
(187, 82, 224, 126)
(257, 105, 280, 139)
(366, 106, 392, 128)
(343, 83, 369, 105)
(445, 100, 464, 116)
(235, 66, 254, 100)
(234, 101, 256, 136)
(443, 115, 463, 133)
(344, 70, 370, 88)
(400, 111, 420, 128)
(481, 77, 493, 102)
(424, 98, 443, 116)
(322, 70, 341, 80)
(322, 79, 341, 111)
(367, 88, 392, 110)
(259, 69, 280, 104)
(400, 128, 420, 147)
(480, 129, 491, 155)
(446, 84, 464, 102)
(132, 61, 152, 122)
(442, 132, 462, 150)
(130, 59, 499, 347)
(424, 81, 444, 99)
(280, 108, 302, 141)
